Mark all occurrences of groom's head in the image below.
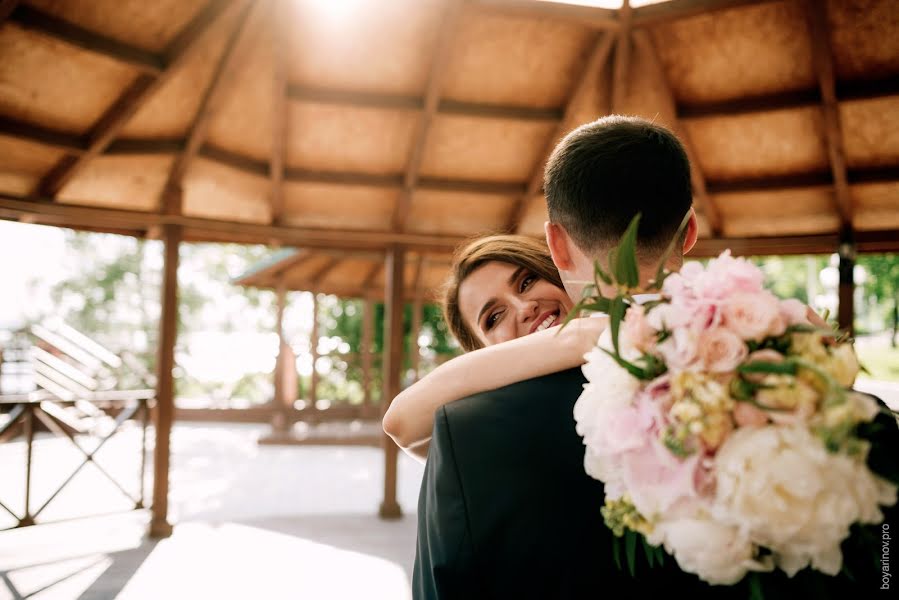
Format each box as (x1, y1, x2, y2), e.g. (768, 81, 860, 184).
(543, 115, 698, 300)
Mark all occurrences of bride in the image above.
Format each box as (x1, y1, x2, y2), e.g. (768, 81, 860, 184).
(382, 234, 607, 461)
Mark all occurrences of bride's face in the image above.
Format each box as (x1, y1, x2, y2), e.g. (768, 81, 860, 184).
(458, 261, 572, 347)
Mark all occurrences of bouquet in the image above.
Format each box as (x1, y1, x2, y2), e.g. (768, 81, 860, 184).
(567, 215, 898, 587)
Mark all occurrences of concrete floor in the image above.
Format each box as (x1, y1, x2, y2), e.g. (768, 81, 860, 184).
(0, 423, 425, 600)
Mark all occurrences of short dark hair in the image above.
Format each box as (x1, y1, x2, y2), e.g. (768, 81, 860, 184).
(544, 115, 693, 258)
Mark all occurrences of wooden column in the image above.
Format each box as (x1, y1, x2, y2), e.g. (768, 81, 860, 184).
(379, 246, 405, 519)
(150, 224, 181, 538)
(270, 284, 290, 435)
(361, 298, 375, 417)
(838, 232, 855, 335)
(310, 293, 320, 410)
(410, 298, 423, 383)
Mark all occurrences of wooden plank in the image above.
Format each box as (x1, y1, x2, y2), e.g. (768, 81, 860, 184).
(11, 5, 164, 75)
(0, 116, 85, 154)
(802, 0, 851, 225)
(471, 0, 620, 30)
(393, 0, 465, 232)
(509, 32, 617, 230)
(438, 100, 561, 122)
(379, 246, 405, 519)
(409, 255, 426, 382)
(632, 0, 777, 26)
(162, 0, 256, 215)
(107, 139, 185, 155)
(361, 297, 375, 414)
(150, 224, 181, 539)
(35, 0, 233, 199)
(270, 0, 288, 225)
(611, 0, 632, 113)
(633, 29, 722, 235)
(707, 171, 832, 194)
(0, 0, 20, 24)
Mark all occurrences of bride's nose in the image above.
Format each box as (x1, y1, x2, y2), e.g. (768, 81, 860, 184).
(514, 298, 540, 323)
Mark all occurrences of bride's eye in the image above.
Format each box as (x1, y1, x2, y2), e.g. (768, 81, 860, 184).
(519, 273, 536, 293)
(485, 310, 503, 330)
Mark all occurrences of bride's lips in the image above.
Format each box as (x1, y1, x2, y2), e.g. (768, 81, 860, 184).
(530, 309, 560, 334)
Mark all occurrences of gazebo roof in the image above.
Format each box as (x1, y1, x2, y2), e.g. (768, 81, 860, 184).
(1, 0, 898, 255)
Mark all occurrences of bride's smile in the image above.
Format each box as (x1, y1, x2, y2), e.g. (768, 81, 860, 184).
(457, 261, 572, 347)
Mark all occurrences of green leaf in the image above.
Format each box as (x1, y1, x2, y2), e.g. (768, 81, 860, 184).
(612, 537, 622, 571)
(615, 214, 641, 288)
(609, 295, 626, 356)
(594, 261, 612, 286)
(625, 531, 637, 577)
(601, 347, 648, 380)
(642, 537, 655, 568)
(737, 360, 798, 376)
(650, 210, 693, 290)
(748, 573, 765, 600)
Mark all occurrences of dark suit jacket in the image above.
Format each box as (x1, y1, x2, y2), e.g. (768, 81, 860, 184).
(412, 367, 899, 600)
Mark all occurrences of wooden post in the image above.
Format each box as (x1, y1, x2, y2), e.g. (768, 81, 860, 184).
(411, 299, 423, 383)
(310, 293, 320, 410)
(271, 284, 289, 435)
(361, 297, 375, 417)
(838, 231, 855, 335)
(379, 245, 405, 519)
(150, 224, 180, 538)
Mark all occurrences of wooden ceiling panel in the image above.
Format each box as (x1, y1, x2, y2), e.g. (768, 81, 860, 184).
(715, 187, 840, 237)
(23, 0, 208, 54)
(684, 107, 829, 181)
(852, 182, 899, 231)
(0, 24, 138, 133)
(56, 154, 173, 211)
(419, 115, 554, 182)
(206, 25, 272, 163)
(318, 257, 377, 289)
(287, 0, 444, 96)
(840, 97, 899, 169)
(828, 0, 899, 82)
(441, 11, 595, 109)
(516, 194, 549, 237)
(281, 182, 396, 231)
(406, 190, 514, 236)
(0, 134, 63, 194)
(121, 2, 247, 139)
(182, 157, 271, 223)
(286, 102, 418, 175)
(649, 1, 815, 106)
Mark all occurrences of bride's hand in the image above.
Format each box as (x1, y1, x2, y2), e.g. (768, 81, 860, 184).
(558, 316, 608, 358)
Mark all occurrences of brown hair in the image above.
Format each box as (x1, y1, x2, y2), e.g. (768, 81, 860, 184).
(442, 235, 564, 352)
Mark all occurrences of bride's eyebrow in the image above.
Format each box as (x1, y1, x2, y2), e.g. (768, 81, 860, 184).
(476, 267, 526, 326)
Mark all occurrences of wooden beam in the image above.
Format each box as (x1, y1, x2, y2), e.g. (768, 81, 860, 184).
(11, 5, 164, 75)
(162, 0, 256, 215)
(35, 0, 232, 199)
(309, 257, 341, 286)
(706, 171, 833, 194)
(149, 224, 181, 538)
(509, 31, 617, 231)
(802, 0, 851, 226)
(611, 0, 633, 113)
(379, 245, 405, 519)
(0, 0, 20, 24)
(270, 0, 288, 225)
(439, 100, 561, 122)
(107, 139, 185, 155)
(471, 0, 620, 30)
(361, 297, 375, 416)
(634, 29, 722, 235)
(837, 231, 855, 334)
(393, 0, 465, 232)
(632, 0, 777, 26)
(0, 116, 86, 154)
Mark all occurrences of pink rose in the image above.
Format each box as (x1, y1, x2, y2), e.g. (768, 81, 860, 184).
(733, 402, 770, 427)
(698, 327, 748, 373)
(780, 299, 809, 326)
(722, 292, 783, 341)
(657, 327, 700, 371)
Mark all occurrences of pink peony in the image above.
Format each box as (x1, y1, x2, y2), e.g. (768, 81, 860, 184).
(698, 327, 748, 373)
(722, 292, 784, 341)
(622, 434, 701, 517)
(622, 304, 657, 352)
(780, 298, 809, 326)
(657, 327, 701, 371)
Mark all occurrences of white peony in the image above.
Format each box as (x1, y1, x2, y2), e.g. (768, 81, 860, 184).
(647, 515, 773, 585)
(713, 425, 897, 577)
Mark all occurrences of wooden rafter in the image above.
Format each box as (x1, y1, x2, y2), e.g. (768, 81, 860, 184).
(0, 0, 20, 25)
(0, 116, 85, 154)
(361, 262, 384, 292)
(161, 0, 256, 215)
(309, 257, 341, 286)
(392, 0, 465, 233)
(801, 0, 851, 226)
(611, 0, 632, 113)
(11, 6, 163, 75)
(508, 32, 617, 231)
(472, 0, 619, 30)
(269, 0, 288, 225)
(632, 0, 777, 26)
(634, 29, 722, 235)
(34, 0, 233, 199)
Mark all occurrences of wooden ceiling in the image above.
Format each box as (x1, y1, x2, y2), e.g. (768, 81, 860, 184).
(1, 0, 898, 259)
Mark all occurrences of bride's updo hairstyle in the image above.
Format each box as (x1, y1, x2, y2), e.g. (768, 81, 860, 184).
(442, 235, 564, 352)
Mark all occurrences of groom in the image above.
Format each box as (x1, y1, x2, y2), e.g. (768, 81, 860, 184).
(412, 116, 896, 599)
(413, 116, 711, 599)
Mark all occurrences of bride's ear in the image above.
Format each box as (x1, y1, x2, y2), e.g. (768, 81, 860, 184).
(682, 208, 699, 255)
(545, 221, 574, 271)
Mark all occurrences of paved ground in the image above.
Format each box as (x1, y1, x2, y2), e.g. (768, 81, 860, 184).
(0, 423, 425, 600)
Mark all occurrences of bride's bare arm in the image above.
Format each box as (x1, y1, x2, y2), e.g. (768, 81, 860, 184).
(382, 316, 607, 461)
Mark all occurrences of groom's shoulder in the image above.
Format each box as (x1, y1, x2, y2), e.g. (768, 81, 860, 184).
(445, 367, 586, 417)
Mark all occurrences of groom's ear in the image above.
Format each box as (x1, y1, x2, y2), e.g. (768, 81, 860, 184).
(681, 208, 699, 255)
(545, 221, 574, 271)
